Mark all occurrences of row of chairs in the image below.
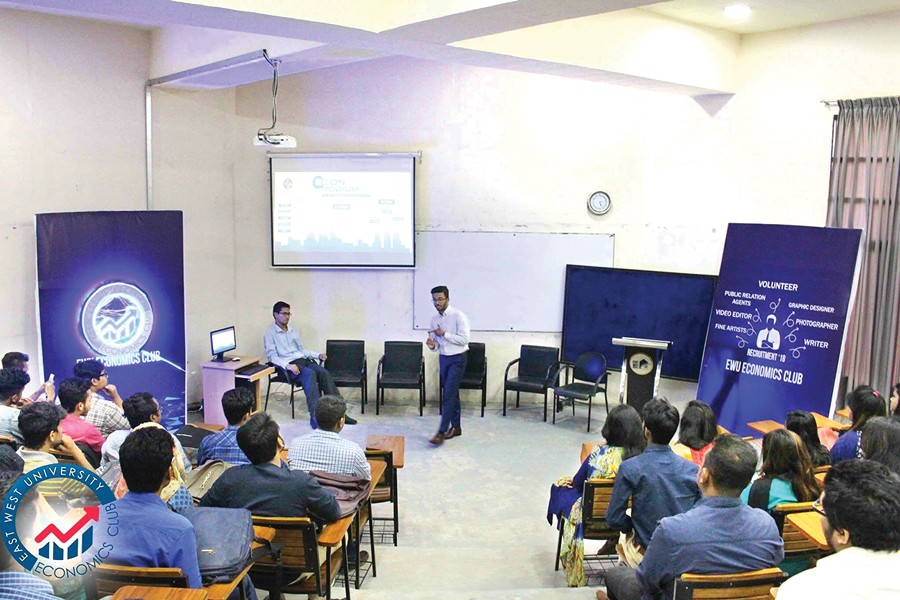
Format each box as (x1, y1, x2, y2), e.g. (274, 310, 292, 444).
(265, 341, 609, 430)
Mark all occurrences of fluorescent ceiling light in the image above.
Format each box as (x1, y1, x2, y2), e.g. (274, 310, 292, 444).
(724, 4, 752, 20)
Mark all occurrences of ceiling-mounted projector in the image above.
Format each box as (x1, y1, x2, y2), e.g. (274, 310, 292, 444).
(253, 133, 297, 148)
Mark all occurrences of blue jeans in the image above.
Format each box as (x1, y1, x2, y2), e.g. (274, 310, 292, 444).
(438, 352, 467, 433)
(288, 360, 339, 428)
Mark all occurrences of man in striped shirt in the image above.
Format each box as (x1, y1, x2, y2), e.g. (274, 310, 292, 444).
(73, 359, 129, 437)
(288, 395, 370, 479)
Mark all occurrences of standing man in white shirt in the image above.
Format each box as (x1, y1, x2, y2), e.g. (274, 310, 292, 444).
(427, 285, 470, 446)
(263, 301, 356, 428)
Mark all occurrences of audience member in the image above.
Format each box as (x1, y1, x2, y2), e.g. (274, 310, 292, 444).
(200, 412, 341, 523)
(72, 359, 129, 437)
(0, 367, 30, 444)
(606, 397, 701, 568)
(0, 471, 64, 599)
(601, 435, 784, 600)
(675, 400, 718, 466)
(101, 391, 191, 471)
(16, 402, 93, 506)
(831, 385, 886, 463)
(57, 378, 104, 466)
(890, 382, 899, 416)
(861, 416, 900, 473)
(743, 429, 820, 510)
(196, 388, 254, 465)
(776, 460, 900, 599)
(288, 395, 371, 479)
(263, 300, 356, 429)
(784, 410, 831, 467)
(100, 427, 201, 588)
(0, 441, 23, 473)
(549, 403, 645, 587)
(1, 351, 55, 404)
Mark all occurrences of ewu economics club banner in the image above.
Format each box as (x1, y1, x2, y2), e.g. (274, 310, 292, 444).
(697, 224, 862, 436)
(36, 211, 186, 429)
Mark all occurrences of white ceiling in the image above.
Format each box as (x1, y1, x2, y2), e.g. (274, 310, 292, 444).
(3, 0, 900, 94)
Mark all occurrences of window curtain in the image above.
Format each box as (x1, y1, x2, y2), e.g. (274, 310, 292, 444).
(827, 97, 900, 396)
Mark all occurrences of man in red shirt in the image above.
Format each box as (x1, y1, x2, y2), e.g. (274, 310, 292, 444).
(58, 378, 104, 467)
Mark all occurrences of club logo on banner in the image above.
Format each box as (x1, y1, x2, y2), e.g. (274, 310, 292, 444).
(697, 224, 861, 436)
(81, 282, 154, 356)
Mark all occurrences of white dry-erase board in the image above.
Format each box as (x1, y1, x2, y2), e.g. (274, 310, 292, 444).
(414, 231, 614, 332)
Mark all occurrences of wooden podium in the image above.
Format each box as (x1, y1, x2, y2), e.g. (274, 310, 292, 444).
(611, 337, 671, 414)
(200, 356, 274, 426)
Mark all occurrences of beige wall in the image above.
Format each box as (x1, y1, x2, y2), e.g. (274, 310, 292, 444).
(0, 9, 149, 378)
(3, 7, 900, 409)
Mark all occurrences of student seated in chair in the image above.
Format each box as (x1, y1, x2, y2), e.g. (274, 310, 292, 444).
(57, 378, 104, 467)
(16, 402, 94, 508)
(0, 367, 30, 445)
(288, 395, 371, 480)
(600, 435, 784, 600)
(73, 358, 130, 437)
(100, 427, 202, 587)
(776, 459, 900, 599)
(196, 388, 254, 465)
(200, 412, 341, 524)
(101, 391, 191, 472)
(606, 397, 701, 568)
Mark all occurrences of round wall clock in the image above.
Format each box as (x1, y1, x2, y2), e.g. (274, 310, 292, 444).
(587, 191, 611, 215)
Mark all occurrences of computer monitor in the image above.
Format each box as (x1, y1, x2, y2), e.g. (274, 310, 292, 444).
(210, 326, 237, 362)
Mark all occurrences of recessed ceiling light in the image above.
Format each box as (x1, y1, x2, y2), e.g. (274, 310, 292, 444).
(724, 4, 752, 20)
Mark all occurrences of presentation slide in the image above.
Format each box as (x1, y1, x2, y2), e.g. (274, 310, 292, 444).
(270, 154, 416, 267)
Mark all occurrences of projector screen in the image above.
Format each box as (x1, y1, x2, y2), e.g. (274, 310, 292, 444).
(270, 153, 416, 267)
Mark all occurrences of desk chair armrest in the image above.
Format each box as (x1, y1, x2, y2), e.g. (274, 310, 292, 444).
(503, 357, 521, 381)
(360, 354, 367, 376)
(544, 361, 563, 387)
(419, 358, 425, 377)
(377, 356, 384, 376)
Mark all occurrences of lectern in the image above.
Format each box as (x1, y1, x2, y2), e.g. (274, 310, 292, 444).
(611, 337, 672, 414)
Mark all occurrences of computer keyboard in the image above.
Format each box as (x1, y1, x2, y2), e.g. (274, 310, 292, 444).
(236, 363, 269, 376)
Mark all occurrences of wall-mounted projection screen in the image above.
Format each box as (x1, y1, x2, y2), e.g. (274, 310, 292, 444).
(562, 265, 717, 380)
(270, 153, 416, 267)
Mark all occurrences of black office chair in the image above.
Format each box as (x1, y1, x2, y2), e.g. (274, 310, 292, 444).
(552, 352, 608, 432)
(439, 342, 488, 417)
(376, 342, 425, 416)
(325, 340, 368, 414)
(265, 362, 311, 420)
(503, 345, 560, 422)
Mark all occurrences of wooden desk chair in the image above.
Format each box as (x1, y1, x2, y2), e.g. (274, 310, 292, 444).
(365, 449, 398, 546)
(554, 478, 618, 573)
(673, 568, 787, 600)
(773, 502, 823, 561)
(249, 515, 349, 600)
(112, 585, 208, 599)
(84, 565, 189, 600)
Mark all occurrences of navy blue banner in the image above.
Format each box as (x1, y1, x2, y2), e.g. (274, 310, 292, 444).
(36, 212, 186, 429)
(697, 224, 861, 436)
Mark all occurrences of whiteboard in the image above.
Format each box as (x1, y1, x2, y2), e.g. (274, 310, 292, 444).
(414, 231, 614, 332)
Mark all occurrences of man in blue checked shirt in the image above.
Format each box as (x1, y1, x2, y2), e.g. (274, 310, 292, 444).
(196, 388, 253, 465)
